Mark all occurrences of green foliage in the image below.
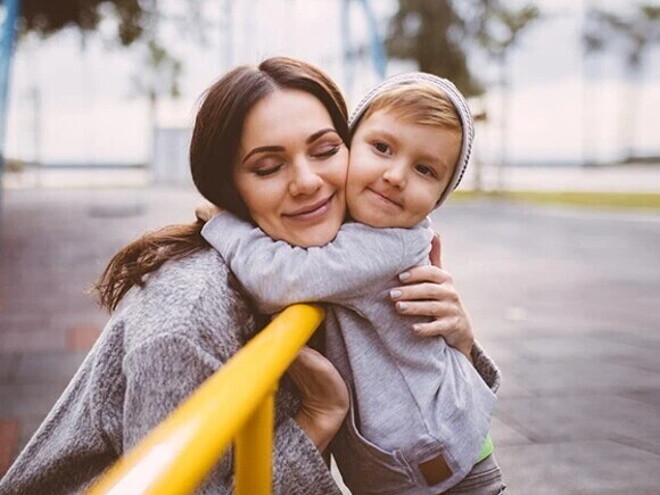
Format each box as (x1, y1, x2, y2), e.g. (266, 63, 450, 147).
(20, 0, 148, 45)
(475, 3, 540, 58)
(19, 0, 209, 104)
(131, 37, 182, 101)
(584, 3, 660, 69)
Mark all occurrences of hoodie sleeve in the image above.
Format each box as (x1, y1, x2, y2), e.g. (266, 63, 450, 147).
(201, 212, 433, 314)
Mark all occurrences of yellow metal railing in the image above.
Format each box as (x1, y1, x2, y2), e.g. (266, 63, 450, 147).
(88, 304, 325, 495)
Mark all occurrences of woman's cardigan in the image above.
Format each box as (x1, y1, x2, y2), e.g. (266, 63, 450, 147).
(0, 249, 342, 495)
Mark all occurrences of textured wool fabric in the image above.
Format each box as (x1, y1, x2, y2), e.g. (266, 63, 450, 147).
(203, 213, 500, 494)
(0, 250, 342, 495)
(349, 72, 475, 207)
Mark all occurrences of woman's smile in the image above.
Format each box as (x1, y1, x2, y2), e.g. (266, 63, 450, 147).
(283, 193, 337, 222)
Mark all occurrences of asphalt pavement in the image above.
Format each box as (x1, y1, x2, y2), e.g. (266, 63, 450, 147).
(1, 184, 659, 494)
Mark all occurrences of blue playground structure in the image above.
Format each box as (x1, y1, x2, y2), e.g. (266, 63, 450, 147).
(0, 0, 19, 189)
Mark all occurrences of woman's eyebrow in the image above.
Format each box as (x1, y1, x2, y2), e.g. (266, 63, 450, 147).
(306, 128, 338, 144)
(242, 145, 284, 163)
(242, 128, 338, 163)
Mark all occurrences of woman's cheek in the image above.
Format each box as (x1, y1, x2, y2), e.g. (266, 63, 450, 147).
(331, 150, 350, 189)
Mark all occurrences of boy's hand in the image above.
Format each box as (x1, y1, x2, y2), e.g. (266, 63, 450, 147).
(390, 233, 475, 359)
(429, 231, 442, 268)
(195, 200, 223, 222)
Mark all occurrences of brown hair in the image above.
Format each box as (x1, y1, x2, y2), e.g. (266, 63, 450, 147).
(359, 82, 461, 133)
(95, 57, 349, 311)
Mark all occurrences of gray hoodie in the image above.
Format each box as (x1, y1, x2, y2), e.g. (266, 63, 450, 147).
(202, 214, 499, 494)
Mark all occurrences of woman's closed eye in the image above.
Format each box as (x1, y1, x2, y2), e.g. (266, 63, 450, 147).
(312, 143, 342, 159)
(255, 162, 284, 177)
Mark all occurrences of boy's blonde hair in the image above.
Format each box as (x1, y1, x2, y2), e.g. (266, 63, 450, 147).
(358, 82, 462, 135)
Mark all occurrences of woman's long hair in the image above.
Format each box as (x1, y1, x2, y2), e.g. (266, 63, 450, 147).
(95, 57, 349, 311)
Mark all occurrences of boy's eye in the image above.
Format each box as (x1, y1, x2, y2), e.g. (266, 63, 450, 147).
(373, 141, 391, 154)
(415, 164, 437, 179)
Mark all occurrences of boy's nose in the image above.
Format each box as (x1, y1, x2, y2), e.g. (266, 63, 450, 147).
(289, 160, 324, 196)
(382, 162, 407, 189)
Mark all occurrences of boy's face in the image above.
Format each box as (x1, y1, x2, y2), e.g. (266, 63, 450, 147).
(346, 110, 461, 228)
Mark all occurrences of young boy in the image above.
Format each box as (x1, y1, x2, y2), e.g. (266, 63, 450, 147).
(202, 73, 502, 494)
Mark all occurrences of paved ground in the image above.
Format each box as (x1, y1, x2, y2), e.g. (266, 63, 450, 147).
(1, 184, 660, 493)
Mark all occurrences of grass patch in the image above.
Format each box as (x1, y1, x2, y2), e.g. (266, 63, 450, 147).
(450, 190, 660, 210)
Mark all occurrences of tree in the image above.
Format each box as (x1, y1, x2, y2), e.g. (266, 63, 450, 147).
(19, 0, 210, 47)
(19, 0, 211, 172)
(387, 0, 483, 97)
(386, 0, 540, 191)
(19, 0, 147, 45)
(130, 36, 182, 169)
(474, 2, 540, 190)
(583, 4, 660, 161)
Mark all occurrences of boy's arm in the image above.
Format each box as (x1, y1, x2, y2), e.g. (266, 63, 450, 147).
(201, 212, 433, 313)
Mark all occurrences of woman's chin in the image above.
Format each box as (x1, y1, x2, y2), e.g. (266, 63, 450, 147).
(281, 208, 345, 247)
(293, 228, 339, 248)
(286, 219, 342, 247)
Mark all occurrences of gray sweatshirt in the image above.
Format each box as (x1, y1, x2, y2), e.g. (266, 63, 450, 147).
(0, 249, 342, 495)
(202, 214, 499, 494)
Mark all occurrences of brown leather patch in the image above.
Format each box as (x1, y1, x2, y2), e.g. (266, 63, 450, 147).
(419, 454, 452, 486)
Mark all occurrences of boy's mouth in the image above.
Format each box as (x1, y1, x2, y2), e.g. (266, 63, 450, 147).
(367, 188, 403, 209)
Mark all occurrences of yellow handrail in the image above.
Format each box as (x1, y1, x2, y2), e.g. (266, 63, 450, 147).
(87, 304, 325, 495)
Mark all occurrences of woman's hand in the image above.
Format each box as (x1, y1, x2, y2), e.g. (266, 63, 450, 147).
(195, 200, 223, 222)
(288, 346, 349, 453)
(390, 234, 474, 359)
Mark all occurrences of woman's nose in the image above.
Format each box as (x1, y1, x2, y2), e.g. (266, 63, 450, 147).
(289, 160, 324, 196)
(382, 162, 407, 189)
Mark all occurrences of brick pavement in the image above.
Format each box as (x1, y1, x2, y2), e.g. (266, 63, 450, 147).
(2, 184, 660, 493)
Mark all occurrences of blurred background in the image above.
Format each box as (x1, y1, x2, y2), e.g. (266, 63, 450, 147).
(2, 0, 660, 186)
(1, 1, 659, 493)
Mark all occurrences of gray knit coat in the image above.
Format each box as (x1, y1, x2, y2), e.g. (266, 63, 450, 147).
(0, 249, 342, 495)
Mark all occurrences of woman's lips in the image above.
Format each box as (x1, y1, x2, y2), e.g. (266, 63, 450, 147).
(283, 194, 335, 222)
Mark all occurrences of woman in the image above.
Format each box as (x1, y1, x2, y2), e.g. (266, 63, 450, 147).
(0, 57, 492, 494)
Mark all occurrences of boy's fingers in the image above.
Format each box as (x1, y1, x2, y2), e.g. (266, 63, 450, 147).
(430, 233, 442, 269)
(194, 200, 222, 222)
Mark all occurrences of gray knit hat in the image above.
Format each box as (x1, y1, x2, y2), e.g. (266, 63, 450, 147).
(349, 72, 474, 206)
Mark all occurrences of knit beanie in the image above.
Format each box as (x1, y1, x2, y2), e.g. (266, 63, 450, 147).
(349, 72, 474, 207)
